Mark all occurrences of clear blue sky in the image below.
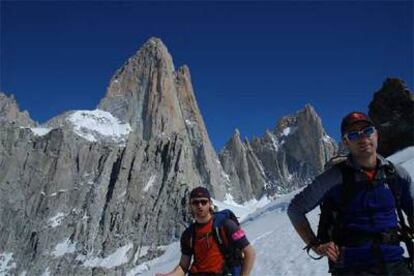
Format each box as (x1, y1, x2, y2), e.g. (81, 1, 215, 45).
(1, 1, 413, 150)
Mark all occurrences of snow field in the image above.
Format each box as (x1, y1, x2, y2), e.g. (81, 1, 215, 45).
(68, 110, 131, 143)
(132, 147, 414, 276)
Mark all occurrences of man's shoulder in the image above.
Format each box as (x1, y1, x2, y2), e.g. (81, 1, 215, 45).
(180, 224, 195, 256)
(382, 158, 411, 181)
(181, 224, 194, 240)
(289, 164, 343, 204)
(308, 164, 343, 190)
(392, 163, 412, 185)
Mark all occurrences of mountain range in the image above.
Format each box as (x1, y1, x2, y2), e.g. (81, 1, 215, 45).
(0, 37, 412, 275)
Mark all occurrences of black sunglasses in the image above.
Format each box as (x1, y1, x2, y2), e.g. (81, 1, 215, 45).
(191, 199, 209, 206)
(344, 126, 376, 142)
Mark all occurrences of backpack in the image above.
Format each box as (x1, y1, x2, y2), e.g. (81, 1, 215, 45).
(189, 209, 243, 276)
(312, 161, 414, 271)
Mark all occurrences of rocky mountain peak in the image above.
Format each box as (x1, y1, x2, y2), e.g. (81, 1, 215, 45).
(276, 115, 296, 132)
(301, 104, 320, 123)
(275, 105, 322, 140)
(282, 105, 334, 173)
(140, 37, 169, 54)
(219, 129, 268, 203)
(275, 105, 318, 133)
(221, 129, 244, 157)
(1, 92, 13, 101)
(369, 78, 414, 156)
(98, 37, 185, 141)
(98, 37, 226, 197)
(0, 92, 36, 127)
(134, 37, 174, 71)
(177, 64, 190, 76)
(378, 78, 412, 97)
(221, 105, 337, 197)
(0, 38, 229, 275)
(303, 103, 316, 114)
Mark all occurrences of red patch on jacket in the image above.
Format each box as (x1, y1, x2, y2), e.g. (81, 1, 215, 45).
(231, 229, 246, 241)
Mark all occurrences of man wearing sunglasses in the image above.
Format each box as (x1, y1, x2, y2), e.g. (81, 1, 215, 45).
(288, 111, 413, 275)
(156, 186, 255, 276)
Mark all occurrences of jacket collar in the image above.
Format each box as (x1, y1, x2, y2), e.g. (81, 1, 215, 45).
(346, 153, 390, 171)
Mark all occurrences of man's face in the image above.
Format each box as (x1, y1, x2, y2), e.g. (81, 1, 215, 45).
(343, 122, 378, 158)
(190, 197, 212, 220)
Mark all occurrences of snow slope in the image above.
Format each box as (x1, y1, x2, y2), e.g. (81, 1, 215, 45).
(68, 110, 132, 143)
(3, 148, 409, 275)
(131, 190, 326, 276)
(131, 146, 414, 276)
(3, 147, 407, 275)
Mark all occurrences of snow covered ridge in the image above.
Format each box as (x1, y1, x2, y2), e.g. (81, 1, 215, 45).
(76, 243, 133, 269)
(19, 126, 52, 137)
(212, 193, 272, 222)
(67, 110, 132, 143)
(29, 127, 52, 136)
(133, 147, 414, 276)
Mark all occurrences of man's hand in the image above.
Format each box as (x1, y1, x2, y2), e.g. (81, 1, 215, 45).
(313, 241, 340, 262)
(241, 244, 255, 276)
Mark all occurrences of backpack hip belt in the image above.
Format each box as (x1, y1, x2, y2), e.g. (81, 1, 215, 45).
(340, 228, 400, 247)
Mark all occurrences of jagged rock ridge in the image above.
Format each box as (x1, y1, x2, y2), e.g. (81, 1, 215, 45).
(219, 105, 338, 201)
(0, 37, 228, 275)
(0, 92, 36, 127)
(219, 129, 268, 203)
(1, 37, 344, 275)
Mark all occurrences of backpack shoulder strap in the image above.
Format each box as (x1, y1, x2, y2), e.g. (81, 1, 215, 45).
(212, 216, 243, 271)
(213, 209, 237, 227)
(385, 162, 407, 225)
(212, 209, 240, 245)
(212, 213, 234, 261)
(322, 161, 361, 245)
(384, 162, 401, 207)
(212, 212, 228, 246)
(188, 223, 196, 255)
(385, 161, 414, 268)
(335, 161, 359, 210)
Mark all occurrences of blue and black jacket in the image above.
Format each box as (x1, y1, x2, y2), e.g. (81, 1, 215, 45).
(287, 154, 413, 269)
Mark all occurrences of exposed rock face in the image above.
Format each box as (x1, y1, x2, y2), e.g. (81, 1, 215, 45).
(369, 78, 414, 157)
(0, 37, 227, 275)
(220, 105, 337, 198)
(98, 39, 183, 140)
(174, 66, 227, 199)
(219, 130, 268, 202)
(0, 93, 36, 127)
(0, 37, 341, 275)
(98, 38, 225, 199)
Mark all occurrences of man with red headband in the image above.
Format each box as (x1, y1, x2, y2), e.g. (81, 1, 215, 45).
(288, 111, 414, 275)
(157, 186, 255, 276)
